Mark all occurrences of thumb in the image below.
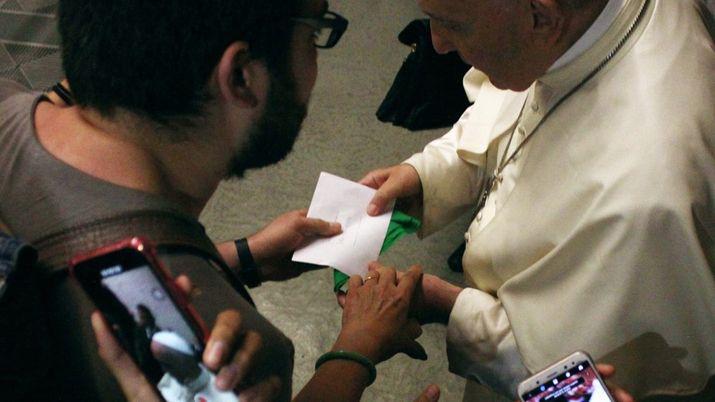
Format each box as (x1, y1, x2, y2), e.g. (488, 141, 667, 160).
(367, 182, 398, 216)
(403, 339, 428, 361)
(336, 291, 347, 308)
(413, 384, 440, 402)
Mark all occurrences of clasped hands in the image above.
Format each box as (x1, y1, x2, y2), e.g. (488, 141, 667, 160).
(230, 208, 463, 326)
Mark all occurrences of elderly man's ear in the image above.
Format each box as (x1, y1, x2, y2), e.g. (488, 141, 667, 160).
(215, 42, 269, 108)
(530, 0, 566, 46)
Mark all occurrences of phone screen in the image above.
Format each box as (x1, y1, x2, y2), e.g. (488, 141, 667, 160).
(74, 247, 238, 402)
(99, 263, 201, 350)
(521, 360, 611, 402)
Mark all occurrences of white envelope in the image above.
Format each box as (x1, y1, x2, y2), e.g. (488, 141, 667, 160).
(292, 172, 393, 277)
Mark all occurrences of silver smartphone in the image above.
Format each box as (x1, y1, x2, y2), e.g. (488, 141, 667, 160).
(517, 351, 615, 402)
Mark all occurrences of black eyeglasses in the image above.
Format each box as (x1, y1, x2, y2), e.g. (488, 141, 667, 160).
(292, 11, 348, 49)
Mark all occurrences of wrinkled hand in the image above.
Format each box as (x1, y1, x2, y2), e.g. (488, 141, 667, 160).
(333, 262, 427, 364)
(360, 164, 422, 216)
(91, 275, 280, 401)
(248, 209, 341, 282)
(595, 364, 634, 402)
(407, 272, 463, 325)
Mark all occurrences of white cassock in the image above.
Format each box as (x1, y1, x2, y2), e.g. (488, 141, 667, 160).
(404, 0, 715, 399)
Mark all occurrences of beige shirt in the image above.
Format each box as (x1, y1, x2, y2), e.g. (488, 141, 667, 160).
(406, 0, 715, 399)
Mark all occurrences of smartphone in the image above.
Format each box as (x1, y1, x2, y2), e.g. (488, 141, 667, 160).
(71, 237, 238, 402)
(517, 351, 615, 402)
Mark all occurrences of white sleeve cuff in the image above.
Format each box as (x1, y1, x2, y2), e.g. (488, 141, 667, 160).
(446, 288, 529, 398)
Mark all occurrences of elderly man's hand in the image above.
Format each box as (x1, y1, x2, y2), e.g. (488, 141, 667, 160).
(406, 271, 463, 325)
(91, 275, 280, 401)
(360, 164, 422, 216)
(595, 364, 635, 402)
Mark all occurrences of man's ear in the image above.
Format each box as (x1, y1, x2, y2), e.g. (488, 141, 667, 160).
(530, 0, 566, 46)
(216, 41, 261, 108)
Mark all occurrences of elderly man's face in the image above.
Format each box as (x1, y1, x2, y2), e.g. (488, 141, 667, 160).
(418, 0, 535, 90)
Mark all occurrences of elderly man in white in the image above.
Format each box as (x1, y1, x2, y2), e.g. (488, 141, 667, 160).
(360, 0, 715, 400)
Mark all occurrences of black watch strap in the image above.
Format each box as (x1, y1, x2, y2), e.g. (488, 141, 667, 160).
(235, 238, 261, 288)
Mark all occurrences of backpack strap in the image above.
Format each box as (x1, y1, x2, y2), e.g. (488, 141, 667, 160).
(31, 209, 253, 304)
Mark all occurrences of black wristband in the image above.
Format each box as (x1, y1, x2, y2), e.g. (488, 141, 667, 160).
(234, 238, 261, 288)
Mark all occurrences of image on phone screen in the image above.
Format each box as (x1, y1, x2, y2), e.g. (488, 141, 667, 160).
(75, 249, 238, 402)
(521, 360, 610, 402)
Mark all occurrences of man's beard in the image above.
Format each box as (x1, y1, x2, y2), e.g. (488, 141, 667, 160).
(227, 72, 307, 178)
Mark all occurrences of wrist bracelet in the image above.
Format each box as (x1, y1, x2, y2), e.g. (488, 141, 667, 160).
(234, 238, 261, 288)
(315, 350, 377, 385)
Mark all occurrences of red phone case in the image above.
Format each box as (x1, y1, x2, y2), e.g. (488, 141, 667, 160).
(69, 236, 210, 344)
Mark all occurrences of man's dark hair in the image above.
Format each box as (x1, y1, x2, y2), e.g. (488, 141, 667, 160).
(58, 0, 296, 125)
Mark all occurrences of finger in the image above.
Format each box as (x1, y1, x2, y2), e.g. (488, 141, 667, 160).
(610, 385, 635, 402)
(174, 275, 196, 299)
(595, 365, 634, 402)
(203, 310, 242, 370)
(368, 185, 398, 216)
(336, 291, 347, 308)
(413, 384, 441, 402)
(367, 261, 383, 272)
(377, 266, 397, 287)
(406, 318, 423, 339)
(364, 270, 380, 286)
(396, 265, 423, 300)
(596, 363, 615, 379)
(359, 169, 389, 188)
(298, 217, 342, 237)
(348, 275, 363, 292)
(216, 330, 263, 391)
(403, 339, 428, 361)
(91, 312, 161, 402)
(239, 375, 282, 402)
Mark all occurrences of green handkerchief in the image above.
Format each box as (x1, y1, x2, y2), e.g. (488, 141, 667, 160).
(332, 210, 421, 292)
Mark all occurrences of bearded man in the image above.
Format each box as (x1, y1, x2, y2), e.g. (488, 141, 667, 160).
(360, 0, 715, 400)
(0, 0, 346, 399)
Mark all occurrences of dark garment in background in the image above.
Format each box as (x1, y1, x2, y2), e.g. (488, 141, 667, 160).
(0, 233, 56, 401)
(376, 19, 472, 131)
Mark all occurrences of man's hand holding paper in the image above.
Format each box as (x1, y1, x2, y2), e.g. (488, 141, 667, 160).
(292, 172, 394, 278)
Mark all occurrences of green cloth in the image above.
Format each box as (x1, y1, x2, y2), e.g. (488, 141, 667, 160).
(333, 211, 421, 292)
